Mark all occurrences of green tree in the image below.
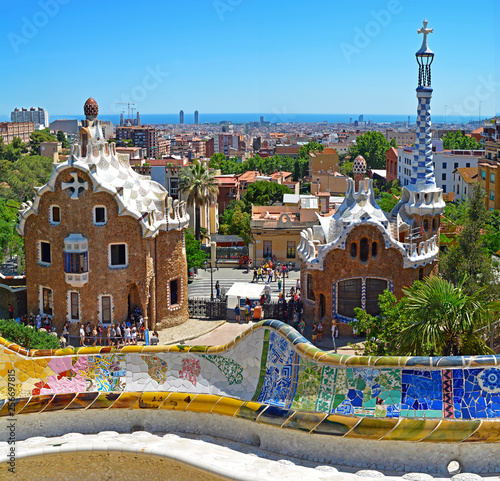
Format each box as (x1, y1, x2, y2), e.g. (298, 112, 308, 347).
(185, 231, 208, 273)
(352, 290, 411, 356)
(179, 160, 219, 241)
(377, 188, 401, 212)
(348, 132, 396, 169)
(209, 153, 227, 169)
(442, 131, 482, 150)
(0, 155, 53, 203)
(29, 129, 56, 154)
(243, 181, 292, 206)
(298, 141, 324, 159)
(219, 200, 251, 245)
(0, 198, 24, 265)
(399, 276, 500, 356)
(339, 160, 353, 177)
(56, 130, 71, 149)
(440, 183, 498, 298)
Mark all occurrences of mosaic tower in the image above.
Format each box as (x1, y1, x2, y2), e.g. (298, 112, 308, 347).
(392, 19, 445, 241)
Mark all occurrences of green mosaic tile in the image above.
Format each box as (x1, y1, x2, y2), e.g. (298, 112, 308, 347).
(291, 358, 322, 411)
(251, 329, 270, 402)
(315, 365, 338, 413)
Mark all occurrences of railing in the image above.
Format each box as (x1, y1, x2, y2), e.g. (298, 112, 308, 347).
(188, 298, 227, 320)
(250, 220, 317, 229)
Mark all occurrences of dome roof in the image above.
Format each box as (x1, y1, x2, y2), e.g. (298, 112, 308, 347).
(84, 97, 99, 116)
(353, 155, 367, 174)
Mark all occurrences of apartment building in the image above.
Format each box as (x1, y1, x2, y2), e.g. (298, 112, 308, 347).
(116, 126, 166, 158)
(11, 107, 49, 128)
(398, 145, 483, 194)
(385, 129, 416, 146)
(478, 139, 500, 210)
(0, 121, 34, 143)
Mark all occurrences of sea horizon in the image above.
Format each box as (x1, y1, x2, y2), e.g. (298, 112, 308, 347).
(0, 113, 485, 125)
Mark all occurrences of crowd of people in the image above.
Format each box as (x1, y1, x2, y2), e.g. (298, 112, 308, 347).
(19, 313, 55, 332)
(251, 258, 291, 284)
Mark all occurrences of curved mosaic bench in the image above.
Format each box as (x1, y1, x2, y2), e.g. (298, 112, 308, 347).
(1, 319, 500, 444)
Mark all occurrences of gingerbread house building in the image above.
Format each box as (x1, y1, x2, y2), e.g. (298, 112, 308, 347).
(17, 98, 190, 331)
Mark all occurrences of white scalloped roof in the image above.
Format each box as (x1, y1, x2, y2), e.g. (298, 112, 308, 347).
(18, 120, 189, 238)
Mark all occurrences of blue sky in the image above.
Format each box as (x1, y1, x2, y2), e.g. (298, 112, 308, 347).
(1, 0, 497, 116)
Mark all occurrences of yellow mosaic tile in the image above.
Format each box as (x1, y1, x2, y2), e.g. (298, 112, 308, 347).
(422, 420, 481, 443)
(465, 420, 500, 442)
(346, 417, 400, 440)
(135, 392, 170, 409)
(381, 419, 441, 442)
(210, 396, 245, 417)
(160, 392, 193, 411)
(185, 394, 221, 414)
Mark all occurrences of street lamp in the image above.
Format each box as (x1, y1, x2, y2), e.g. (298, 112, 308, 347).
(203, 258, 219, 301)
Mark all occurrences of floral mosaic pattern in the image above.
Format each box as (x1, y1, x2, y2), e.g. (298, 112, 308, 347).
(179, 359, 201, 387)
(142, 355, 168, 384)
(291, 359, 322, 411)
(200, 355, 243, 385)
(455, 368, 500, 419)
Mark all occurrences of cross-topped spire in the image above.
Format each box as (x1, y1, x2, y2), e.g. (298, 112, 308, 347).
(416, 19, 434, 56)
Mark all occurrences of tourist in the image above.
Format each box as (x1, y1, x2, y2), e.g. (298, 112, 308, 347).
(131, 326, 137, 345)
(115, 323, 122, 346)
(252, 268, 258, 283)
(296, 279, 300, 292)
(317, 321, 323, 342)
(8, 304, 13, 319)
(97, 322, 103, 345)
(258, 267, 264, 282)
(245, 302, 251, 323)
(44, 315, 51, 331)
(124, 324, 131, 345)
(277, 276, 282, 292)
(62, 321, 69, 344)
(312, 322, 318, 345)
(267, 267, 273, 283)
(215, 280, 221, 299)
(92, 325, 98, 346)
(298, 318, 305, 335)
(36, 313, 42, 331)
(139, 319, 145, 342)
(79, 323, 85, 346)
(85, 322, 91, 344)
(110, 324, 116, 346)
(151, 330, 159, 345)
(234, 304, 241, 324)
(21, 314, 27, 327)
(106, 325, 111, 346)
(264, 282, 271, 302)
(293, 309, 300, 328)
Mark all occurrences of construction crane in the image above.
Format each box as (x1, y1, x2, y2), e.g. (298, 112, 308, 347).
(114, 102, 135, 120)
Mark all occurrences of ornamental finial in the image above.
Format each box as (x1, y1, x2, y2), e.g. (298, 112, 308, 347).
(416, 19, 433, 55)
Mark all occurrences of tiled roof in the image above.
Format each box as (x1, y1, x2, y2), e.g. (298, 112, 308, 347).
(455, 167, 478, 184)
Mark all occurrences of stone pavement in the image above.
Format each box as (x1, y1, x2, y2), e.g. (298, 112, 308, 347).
(156, 317, 363, 356)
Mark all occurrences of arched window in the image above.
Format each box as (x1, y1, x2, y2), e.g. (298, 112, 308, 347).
(365, 278, 388, 315)
(423, 219, 429, 231)
(350, 242, 357, 258)
(372, 242, 378, 258)
(360, 238, 368, 262)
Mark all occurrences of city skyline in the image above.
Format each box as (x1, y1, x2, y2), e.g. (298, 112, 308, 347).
(1, 0, 498, 118)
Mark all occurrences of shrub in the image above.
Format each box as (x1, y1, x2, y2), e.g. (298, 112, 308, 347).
(0, 319, 60, 350)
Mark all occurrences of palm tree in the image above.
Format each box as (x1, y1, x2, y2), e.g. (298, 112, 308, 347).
(399, 276, 500, 356)
(179, 160, 219, 241)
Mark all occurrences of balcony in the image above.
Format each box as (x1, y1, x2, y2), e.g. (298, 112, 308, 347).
(65, 272, 89, 287)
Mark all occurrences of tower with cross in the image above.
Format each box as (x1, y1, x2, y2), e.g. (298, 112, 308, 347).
(391, 19, 444, 243)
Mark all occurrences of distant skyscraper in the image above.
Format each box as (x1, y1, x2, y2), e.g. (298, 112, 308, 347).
(194, 110, 199, 124)
(137, 112, 141, 126)
(11, 107, 49, 128)
(120, 112, 124, 126)
(408, 115, 410, 127)
(260, 116, 264, 123)
(179, 110, 184, 125)
(359, 114, 364, 122)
